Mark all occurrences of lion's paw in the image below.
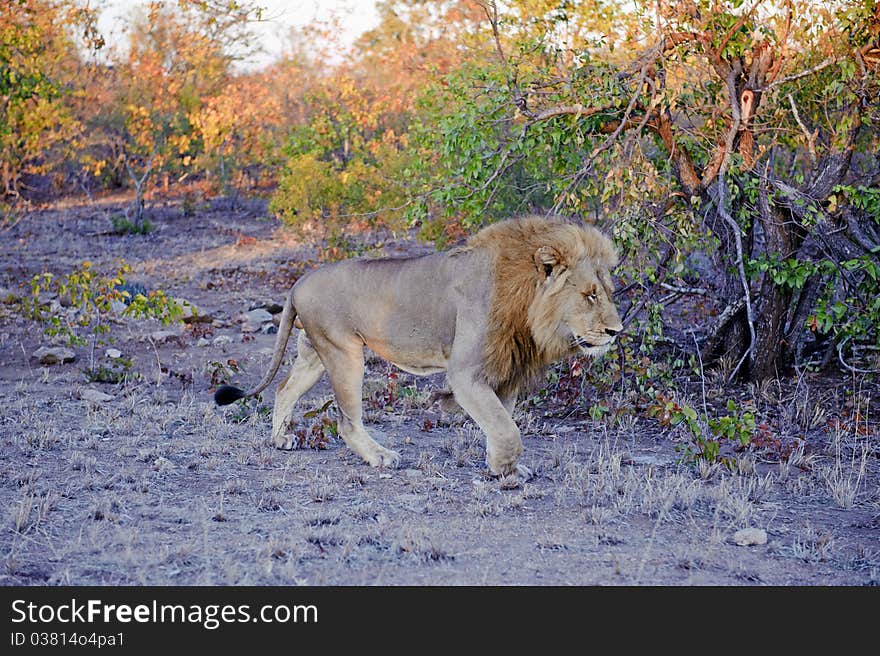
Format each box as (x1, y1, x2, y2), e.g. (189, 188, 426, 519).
(485, 461, 532, 482)
(271, 431, 295, 450)
(515, 463, 534, 481)
(366, 447, 401, 469)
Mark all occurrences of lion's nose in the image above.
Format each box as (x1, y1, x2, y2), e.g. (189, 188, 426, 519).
(605, 328, 620, 337)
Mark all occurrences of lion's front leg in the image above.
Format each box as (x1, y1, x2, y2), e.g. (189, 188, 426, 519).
(447, 369, 523, 476)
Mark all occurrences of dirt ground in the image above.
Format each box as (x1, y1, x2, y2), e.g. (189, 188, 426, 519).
(1, 191, 878, 586)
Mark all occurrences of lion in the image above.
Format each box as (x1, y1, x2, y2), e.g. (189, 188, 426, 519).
(214, 215, 623, 476)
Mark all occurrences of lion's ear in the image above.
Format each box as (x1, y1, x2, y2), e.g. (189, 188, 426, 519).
(534, 246, 565, 279)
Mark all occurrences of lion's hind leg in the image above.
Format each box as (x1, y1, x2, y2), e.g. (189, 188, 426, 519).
(271, 331, 326, 449)
(319, 340, 401, 468)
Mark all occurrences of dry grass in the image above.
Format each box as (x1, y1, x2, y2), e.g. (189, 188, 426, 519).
(2, 201, 879, 585)
(822, 440, 870, 509)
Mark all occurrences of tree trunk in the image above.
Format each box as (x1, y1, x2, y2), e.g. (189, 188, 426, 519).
(750, 181, 794, 380)
(701, 177, 795, 381)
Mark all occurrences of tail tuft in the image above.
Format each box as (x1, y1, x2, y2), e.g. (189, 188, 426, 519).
(214, 385, 247, 406)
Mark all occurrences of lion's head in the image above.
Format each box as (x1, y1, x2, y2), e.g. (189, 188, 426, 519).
(467, 215, 623, 397)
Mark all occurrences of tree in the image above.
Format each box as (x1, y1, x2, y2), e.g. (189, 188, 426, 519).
(85, 0, 264, 222)
(0, 0, 102, 195)
(408, 0, 880, 381)
(269, 1, 483, 236)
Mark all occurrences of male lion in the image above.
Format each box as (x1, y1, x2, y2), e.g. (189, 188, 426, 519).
(215, 215, 623, 476)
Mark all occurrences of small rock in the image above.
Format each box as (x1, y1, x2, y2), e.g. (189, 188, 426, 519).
(152, 456, 175, 472)
(403, 468, 423, 479)
(732, 528, 768, 547)
(178, 299, 212, 324)
(184, 312, 213, 324)
(33, 346, 76, 365)
(261, 323, 278, 335)
(240, 321, 260, 333)
(245, 308, 274, 324)
(249, 301, 283, 315)
(80, 388, 114, 403)
(212, 335, 233, 346)
(196, 338, 210, 347)
(105, 348, 123, 359)
(150, 330, 181, 343)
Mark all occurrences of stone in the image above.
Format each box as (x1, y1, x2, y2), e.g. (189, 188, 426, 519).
(240, 321, 260, 333)
(150, 330, 181, 343)
(212, 335, 233, 346)
(178, 299, 212, 324)
(249, 301, 283, 315)
(261, 323, 278, 334)
(33, 346, 76, 365)
(196, 338, 210, 347)
(80, 388, 114, 403)
(152, 456, 176, 472)
(245, 308, 274, 324)
(105, 348, 123, 359)
(732, 528, 768, 547)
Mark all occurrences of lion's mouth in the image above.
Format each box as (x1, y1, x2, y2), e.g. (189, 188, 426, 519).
(571, 335, 614, 354)
(570, 336, 596, 349)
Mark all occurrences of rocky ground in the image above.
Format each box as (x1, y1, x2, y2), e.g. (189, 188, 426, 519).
(1, 190, 878, 585)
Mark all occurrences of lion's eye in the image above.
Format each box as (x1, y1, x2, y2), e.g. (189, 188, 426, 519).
(583, 292, 598, 303)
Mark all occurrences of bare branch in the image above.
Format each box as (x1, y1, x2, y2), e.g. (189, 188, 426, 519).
(701, 296, 747, 360)
(479, 0, 533, 117)
(655, 112, 702, 196)
(530, 104, 610, 122)
(719, 62, 744, 177)
(710, 175, 756, 381)
(758, 58, 834, 91)
(659, 282, 710, 296)
(787, 93, 817, 167)
(844, 211, 880, 253)
(838, 337, 880, 374)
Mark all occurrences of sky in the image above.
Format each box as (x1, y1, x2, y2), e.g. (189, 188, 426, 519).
(96, 0, 381, 69)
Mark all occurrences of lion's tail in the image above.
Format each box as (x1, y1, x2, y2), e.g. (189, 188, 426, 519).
(214, 290, 297, 407)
